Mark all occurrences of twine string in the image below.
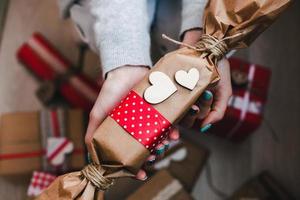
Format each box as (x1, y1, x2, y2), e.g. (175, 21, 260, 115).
(81, 164, 114, 190)
(162, 32, 243, 61)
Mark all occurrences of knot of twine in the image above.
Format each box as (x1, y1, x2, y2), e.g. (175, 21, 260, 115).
(81, 164, 114, 190)
(162, 32, 243, 61)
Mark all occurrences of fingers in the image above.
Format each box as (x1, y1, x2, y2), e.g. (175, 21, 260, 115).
(169, 127, 180, 141)
(85, 97, 107, 152)
(180, 90, 213, 128)
(137, 128, 180, 181)
(201, 59, 232, 130)
(201, 89, 231, 125)
(197, 90, 213, 119)
(180, 105, 200, 128)
(135, 170, 148, 181)
(181, 29, 203, 47)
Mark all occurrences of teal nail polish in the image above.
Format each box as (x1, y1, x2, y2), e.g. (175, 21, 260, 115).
(164, 143, 170, 150)
(162, 140, 170, 149)
(202, 90, 213, 101)
(201, 124, 212, 133)
(147, 155, 156, 164)
(156, 146, 165, 155)
(87, 153, 92, 163)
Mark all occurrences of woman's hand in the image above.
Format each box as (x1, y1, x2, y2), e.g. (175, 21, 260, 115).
(85, 66, 148, 147)
(85, 65, 178, 180)
(180, 29, 232, 130)
(85, 29, 232, 181)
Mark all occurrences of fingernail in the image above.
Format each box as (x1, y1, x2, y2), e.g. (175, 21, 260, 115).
(87, 153, 92, 163)
(156, 145, 165, 155)
(162, 140, 170, 150)
(200, 124, 212, 133)
(189, 105, 199, 116)
(202, 90, 213, 101)
(146, 155, 156, 164)
(141, 175, 148, 181)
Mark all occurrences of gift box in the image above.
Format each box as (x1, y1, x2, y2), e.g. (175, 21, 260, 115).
(229, 171, 295, 200)
(0, 109, 86, 175)
(127, 170, 193, 200)
(36, 0, 291, 199)
(27, 171, 57, 197)
(104, 138, 208, 199)
(17, 33, 100, 111)
(194, 57, 272, 142)
(148, 139, 208, 192)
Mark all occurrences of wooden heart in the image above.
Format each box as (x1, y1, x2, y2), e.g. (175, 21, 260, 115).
(175, 68, 199, 90)
(144, 71, 177, 104)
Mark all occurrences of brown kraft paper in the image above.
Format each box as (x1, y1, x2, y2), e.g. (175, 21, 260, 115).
(36, 0, 291, 199)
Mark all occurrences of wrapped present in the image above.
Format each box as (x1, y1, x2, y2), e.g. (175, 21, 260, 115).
(37, 0, 291, 199)
(104, 139, 208, 199)
(0, 109, 86, 175)
(17, 33, 100, 111)
(127, 170, 193, 200)
(195, 57, 272, 142)
(148, 139, 208, 192)
(229, 171, 295, 200)
(27, 171, 57, 197)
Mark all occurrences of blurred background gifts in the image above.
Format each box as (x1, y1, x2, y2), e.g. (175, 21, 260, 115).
(0, 0, 300, 199)
(127, 170, 193, 200)
(17, 33, 100, 111)
(194, 57, 272, 142)
(229, 171, 295, 200)
(0, 109, 86, 175)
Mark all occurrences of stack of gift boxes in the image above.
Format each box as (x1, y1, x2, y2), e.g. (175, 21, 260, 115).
(0, 32, 294, 199)
(0, 33, 98, 197)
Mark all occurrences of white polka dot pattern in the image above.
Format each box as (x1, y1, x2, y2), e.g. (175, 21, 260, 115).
(110, 91, 171, 151)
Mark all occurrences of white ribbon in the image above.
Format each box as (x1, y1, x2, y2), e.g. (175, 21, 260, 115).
(28, 36, 97, 102)
(227, 64, 260, 138)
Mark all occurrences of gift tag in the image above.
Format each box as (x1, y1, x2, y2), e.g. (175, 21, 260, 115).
(46, 137, 74, 166)
(175, 68, 199, 90)
(144, 71, 177, 104)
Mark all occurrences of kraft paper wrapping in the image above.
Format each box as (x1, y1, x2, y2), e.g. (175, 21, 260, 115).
(36, 0, 291, 199)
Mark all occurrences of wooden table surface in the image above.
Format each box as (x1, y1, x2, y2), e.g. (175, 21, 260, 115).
(0, 0, 299, 199)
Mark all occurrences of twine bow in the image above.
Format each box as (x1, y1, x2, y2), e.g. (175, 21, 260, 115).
(162, 32, 243, 62)
(81, 164, 114, 190)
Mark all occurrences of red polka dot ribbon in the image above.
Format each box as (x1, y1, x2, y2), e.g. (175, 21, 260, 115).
(110, 91, 171, 152)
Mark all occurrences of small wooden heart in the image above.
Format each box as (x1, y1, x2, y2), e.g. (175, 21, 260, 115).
(144, 71, 177, 104)
(175, 68, 199, 90)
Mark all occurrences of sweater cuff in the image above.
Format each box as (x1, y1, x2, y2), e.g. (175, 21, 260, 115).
(97, 32, 152, 76)
(180, 13, 203, 39)
(180, 0, 208, 38)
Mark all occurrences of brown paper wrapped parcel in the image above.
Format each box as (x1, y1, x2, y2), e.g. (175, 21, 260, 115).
(37, 0, 291, 199)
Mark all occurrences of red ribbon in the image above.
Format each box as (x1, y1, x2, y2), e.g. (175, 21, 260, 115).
(110, 91, 171, 152)
(0, 149, 83, 160)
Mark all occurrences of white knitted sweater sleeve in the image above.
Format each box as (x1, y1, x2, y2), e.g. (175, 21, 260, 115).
(180, 0, 208, 37)
(90, 0, 152, 75)
(89, 0, 207, 75)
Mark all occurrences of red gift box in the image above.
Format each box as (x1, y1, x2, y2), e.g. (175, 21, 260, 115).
(195, 57, 271, 142)
(17, 33, 100, 111)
